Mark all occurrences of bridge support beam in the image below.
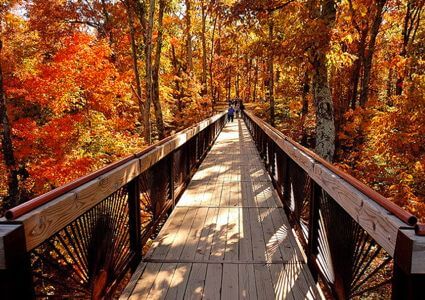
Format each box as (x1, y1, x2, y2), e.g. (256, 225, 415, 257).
(0, 224, 34, 299)
(393, 229, 425, 300)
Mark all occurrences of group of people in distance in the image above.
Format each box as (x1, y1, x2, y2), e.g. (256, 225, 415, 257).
(227, 99, 244, 122)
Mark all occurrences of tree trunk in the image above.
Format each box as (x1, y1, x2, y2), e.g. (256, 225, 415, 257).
(171, 44, 183, 112)
(125, 0, 144, 126)
(185, 0, 193, 73)
(349, 30, 366, 110)
(311, 0, 336, 162)
(201, 0, 208, 95)
(359, 0, 386, 107)
(0, 41, 20, 208)
(253, 59, 258, 102)
(267, 20, 275, 126)
(209, 14, 217, 105)
(300, 71, 310, 146)
(226, 68, 231, 100)
(152, 0, 166, 139)
(143, 0, 156, 144)
(396, 0, 423, 95)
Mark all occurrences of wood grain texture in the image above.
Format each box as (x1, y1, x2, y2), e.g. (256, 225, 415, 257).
(313, 164, 405, 256)
(123, 120, 322, 299)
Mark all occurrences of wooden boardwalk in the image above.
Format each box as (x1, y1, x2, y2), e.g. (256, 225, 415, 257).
(121, 119, 321, 300)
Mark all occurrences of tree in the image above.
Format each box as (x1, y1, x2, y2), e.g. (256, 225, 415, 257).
(309, 0, 337, 161)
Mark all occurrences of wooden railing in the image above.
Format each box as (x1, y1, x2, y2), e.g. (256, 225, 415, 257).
(0, 112, 227, 299)
(243, 110, 425, 300)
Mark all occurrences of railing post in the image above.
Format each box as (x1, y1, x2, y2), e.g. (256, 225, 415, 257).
(170, 151, 176, 207)
(127, 178, 142, 266)
(392, 229, 425, 299)
(0, 224, 34, 299)
(307, 180, 321, 282)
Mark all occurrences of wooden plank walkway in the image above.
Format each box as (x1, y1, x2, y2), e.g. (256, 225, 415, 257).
(121, 119, 321, 300)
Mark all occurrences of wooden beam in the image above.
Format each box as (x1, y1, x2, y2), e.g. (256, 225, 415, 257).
(17, 159, 140, 251)
(312, 163, 405, 256)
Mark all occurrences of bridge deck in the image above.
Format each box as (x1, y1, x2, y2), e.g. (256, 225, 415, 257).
(121, 119, 321, 300)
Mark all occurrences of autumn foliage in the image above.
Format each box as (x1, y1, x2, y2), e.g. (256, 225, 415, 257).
(1, 0, 424, 221)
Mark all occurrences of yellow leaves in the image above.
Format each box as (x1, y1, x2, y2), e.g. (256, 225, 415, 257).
(358, 4, 368, 17)
(414, 161, 424, 172)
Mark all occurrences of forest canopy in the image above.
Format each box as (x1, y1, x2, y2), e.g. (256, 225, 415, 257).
(0, 0, 424, 220)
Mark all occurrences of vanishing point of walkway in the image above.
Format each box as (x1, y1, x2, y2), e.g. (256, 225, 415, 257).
(121, 119, 321, 299)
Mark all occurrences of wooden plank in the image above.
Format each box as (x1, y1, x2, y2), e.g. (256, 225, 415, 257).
(210, 181, 223, 207)
(239, 208, 253, 261)
(222, 263, 239, 299)
(203, 263, 222, 300)
(249, 208, 267, 261)
(220, 181, 231, 207)
(259, 208, 285, 262)
(164, 263, 192, 300)
(147, 263, 178, 300)
(166, 208, 198, 260)
(225, 208, 240, 260)
(183, 263, 207, 300)
(148, 208, 188, 259)
(19, 159, 139, 251)
(209, 207, 229, 261)
(269, 208, 304, 263)
(181, 208, 209, 260)
(398, 229, 425, 274)
(253, 264, 275, 300)
(313, 164, 405, 256)
(177, 181, 206, 207)
(195, 208, 218, 261)
(241, 181, 256, 207)
(120, 262, 147, 300)
(0, 224, 24, 270)
(239, 264, 257, 300)
(269, 264, 294, 300)
(130, 263, 162, 300)
(229, 181, 241, 207)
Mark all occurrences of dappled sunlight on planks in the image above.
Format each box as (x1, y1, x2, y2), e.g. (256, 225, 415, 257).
(122, 119, 322, 300)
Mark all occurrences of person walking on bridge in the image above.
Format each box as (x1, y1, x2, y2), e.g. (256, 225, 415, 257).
(227, 106, 235, 122)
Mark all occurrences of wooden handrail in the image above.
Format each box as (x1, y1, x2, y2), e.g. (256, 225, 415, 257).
(244, 110, 425, 297)
(244, 110, 417, 226)
(5, 113, 225, 221)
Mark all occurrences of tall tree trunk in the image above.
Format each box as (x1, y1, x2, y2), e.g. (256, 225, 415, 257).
(209, 14, 217, 105)
(359, 0, 387, 107)
(171, 44, 183, 113)
(311, 0, 336, 162)
(267, 19, 275, 126)
(143, 0, 156, 144)
(300, 71, 310, 146)
(253, 58, 258, 102)
(152, 0, 166, 139)
(201, 0, 208, 95)
(396, 0, 423, 95)
(349, 31, 366, 110)
(125, 0, 144, 126)
(226, 68, 231, 100)
(185, 0, 193, 73)
(246, 57, 252, 102)
(0, 41, 20, 208)
(235, 43, 240, 99)
(100, 0, 114, 47)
